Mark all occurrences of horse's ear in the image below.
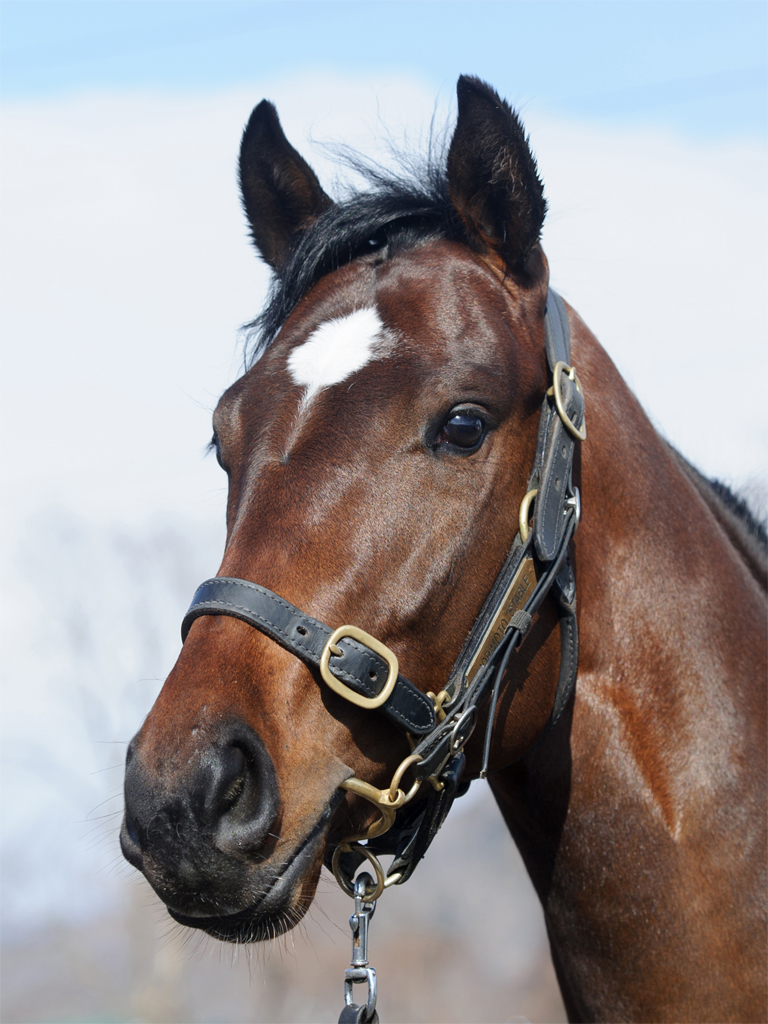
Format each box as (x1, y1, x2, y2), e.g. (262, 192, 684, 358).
(239, 100, 333, 270)
(447, 76, 546, 276)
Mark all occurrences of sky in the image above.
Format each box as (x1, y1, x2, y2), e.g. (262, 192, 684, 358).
(2, 1, 766, 138)
(1, 0, 766, 948)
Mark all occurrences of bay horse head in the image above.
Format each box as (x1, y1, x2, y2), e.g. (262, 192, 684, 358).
(120, 73, 561, 930)
(121, 76, 767, 1021)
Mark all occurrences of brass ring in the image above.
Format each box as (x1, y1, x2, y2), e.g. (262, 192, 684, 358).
(387, 753, 423, 804)
(340, 777, 397, 840)
(332, 843, 385, 901)
(519, 488, 538, 544)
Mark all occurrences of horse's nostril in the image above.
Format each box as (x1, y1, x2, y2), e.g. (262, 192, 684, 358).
(125, 812, 140, 845)
(119, 808, 143, 870)
(219, 754, 246, 811)
(122, 723, 279, 872)
(212, 732, 280, 858)
(205, 744, 249, 820)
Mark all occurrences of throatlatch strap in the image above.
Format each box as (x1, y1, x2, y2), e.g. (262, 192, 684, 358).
(182, 577, 436, 736)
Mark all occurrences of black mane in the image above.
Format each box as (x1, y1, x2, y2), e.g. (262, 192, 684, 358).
(709, 478, 768, 550)
(244, 152, 458, 366)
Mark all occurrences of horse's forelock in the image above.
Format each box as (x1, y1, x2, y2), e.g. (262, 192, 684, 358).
(242, 156, 456, 368)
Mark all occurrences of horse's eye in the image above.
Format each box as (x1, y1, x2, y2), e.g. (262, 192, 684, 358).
(211, 433, 227, 471)
(440, 413, 485, 450)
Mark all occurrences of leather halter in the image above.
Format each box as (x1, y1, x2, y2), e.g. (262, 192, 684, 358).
(182, 289, 585, 887)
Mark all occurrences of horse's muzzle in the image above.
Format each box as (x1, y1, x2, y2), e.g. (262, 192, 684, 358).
(120, 720, 284, 924)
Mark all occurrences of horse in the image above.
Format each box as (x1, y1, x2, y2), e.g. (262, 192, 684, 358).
(120, 76, 767, 1022)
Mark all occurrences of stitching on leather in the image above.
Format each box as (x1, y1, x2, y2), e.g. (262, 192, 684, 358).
(189, 597, 323, 660)
(552, 616, 577, 724)
(209, 582, 434, 719)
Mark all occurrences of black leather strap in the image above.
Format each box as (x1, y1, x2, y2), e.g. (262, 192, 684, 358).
(182, 577, 436, 736)
(532, 371, 583, 561)
(408, 507, 578, 784)
(357, 292, 582, 878)
(442, 536, 532, 695)
(532, 291, 585, 562)
(544, 289, 571, 368)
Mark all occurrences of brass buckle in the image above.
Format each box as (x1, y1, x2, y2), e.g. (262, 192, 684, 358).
(320, 625, 399, 710)
(548, 361, 586, 441)
(518, 488, 538, 544)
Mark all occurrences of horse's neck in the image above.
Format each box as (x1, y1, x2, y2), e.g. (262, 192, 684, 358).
(492, 322, 767, 1021)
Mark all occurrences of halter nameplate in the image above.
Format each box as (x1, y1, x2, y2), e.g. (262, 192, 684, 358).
(464, 557, 537, 684)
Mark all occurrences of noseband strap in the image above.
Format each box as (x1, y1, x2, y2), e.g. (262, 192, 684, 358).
(182, 578, 436, 735)
(181, 288, 585, 888)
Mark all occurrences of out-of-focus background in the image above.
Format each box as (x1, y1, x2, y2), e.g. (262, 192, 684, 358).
(1, 3, 765, 1022)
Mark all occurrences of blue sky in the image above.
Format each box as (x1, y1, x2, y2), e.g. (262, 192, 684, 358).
(2, 0, 766, 139)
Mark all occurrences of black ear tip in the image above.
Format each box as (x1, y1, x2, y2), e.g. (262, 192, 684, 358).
(243, 99, 281, 141)
(456, 75, 501, 109)
(457, 74, 483, 93)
